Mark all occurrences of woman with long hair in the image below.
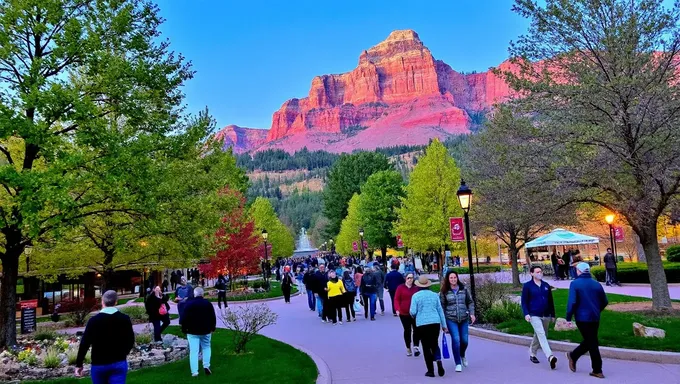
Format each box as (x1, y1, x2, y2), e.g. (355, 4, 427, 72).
(394, 272, 421, 356)
(326, 270, 346, 324)
(145, 286, 170, 342)
(410, 276, 447, 377)
(439, 270, 475, 373)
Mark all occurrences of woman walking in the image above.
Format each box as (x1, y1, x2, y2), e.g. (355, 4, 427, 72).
(410, 276, 447, 378)
(354, 266, 364, 307)
(439, 271, 475, 373)
(281, 266, 294, 303)
(395, 272, 421, 356)
(145, 286, 170, 342)
(342, 271, 357, 322)
(326, 271, 346, 324)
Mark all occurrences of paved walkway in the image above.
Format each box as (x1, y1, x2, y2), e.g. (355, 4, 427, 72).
(60, 285, 680, 383)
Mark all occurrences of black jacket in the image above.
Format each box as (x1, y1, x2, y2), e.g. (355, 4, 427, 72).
(181, 296, 216, 335)
(313, 271, 328, 294)
(145, 293, 170, 321)
(361, 272, 377, 294)
(76, 310, 134, 367)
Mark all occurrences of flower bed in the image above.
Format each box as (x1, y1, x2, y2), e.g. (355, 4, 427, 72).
(0, 328, 188, 382)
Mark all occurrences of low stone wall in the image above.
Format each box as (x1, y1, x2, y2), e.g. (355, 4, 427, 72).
(0, 334, 189, 382)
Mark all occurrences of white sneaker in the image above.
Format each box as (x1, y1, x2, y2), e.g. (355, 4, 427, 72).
(462, 357, 468, 367)
(322, 319, 326, 323)
(192, 373, 199, 377)
(339, 321, 343, 325)
(455, 364, 462, 372)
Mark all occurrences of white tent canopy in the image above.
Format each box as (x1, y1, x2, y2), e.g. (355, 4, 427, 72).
(525, 228, 600, 249)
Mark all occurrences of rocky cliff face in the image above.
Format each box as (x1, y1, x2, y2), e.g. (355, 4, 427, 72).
(214, 125, 268, 154)
(227, 29, 517, 153)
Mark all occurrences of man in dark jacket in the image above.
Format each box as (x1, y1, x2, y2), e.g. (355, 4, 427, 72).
(303, 267, 317, 311)
(385, 264, 405, 316)
(361, 266, 378, 320)
(75, 290, 134, 383)
(372, 262, 386, 315)
(521, 266, 557, 369)
(314, 265, 329, 321)
(182, 287, 217, 377)
(566, 263, 608, 379)
(603, 248, 619, 286)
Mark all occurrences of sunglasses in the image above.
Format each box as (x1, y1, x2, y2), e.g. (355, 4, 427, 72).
(406, 276, 414, 279)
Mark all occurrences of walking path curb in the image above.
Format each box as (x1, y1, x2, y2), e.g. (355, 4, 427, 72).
(469, 326, 680, 364)
(288, 343, 332, 384)
(226, 291, 301, 305)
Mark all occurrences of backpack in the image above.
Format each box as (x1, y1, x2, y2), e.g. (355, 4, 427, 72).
(177, 285, 190, 300)
(343, 278, 356, 292)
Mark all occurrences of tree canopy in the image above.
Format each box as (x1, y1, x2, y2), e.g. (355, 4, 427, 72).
(249, 197, 295, 258)
(335, 193, 362, 256)
(358, 170, 405, 260)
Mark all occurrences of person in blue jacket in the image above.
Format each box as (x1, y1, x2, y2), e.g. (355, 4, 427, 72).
(565, 262, 608, 379)
(521, 265, 557, 369)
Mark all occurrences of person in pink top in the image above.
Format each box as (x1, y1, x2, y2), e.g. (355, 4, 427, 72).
(394, 272, 421, 356)
(354, 266, 364, 301)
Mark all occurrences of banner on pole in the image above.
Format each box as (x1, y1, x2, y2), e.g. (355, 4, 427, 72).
(614, 226, 625, 242)
(449, 217, 465, 242)
(396, 235, 404, 249)
(352, 242, 358, 252)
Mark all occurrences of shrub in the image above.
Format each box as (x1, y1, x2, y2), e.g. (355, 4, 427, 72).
(135, 332, 153, 345)
(42, 347, 62, 369)
(66, 346, 78, 365)
(64, 312, 91, 327)
(473, 276, 512, 323)
(484, 300, 524, 324)
(220, 304, 278, 354)
(251, 281, 262, 289)
(53, 337, 70, 353)
(667, 246, 680, 262)
(119, 305, 148, 322)
(448, 265, 501, 274)
(17, 349, 38, 366)
(33, 330, 57, 341)
(591, 262, 680, 283)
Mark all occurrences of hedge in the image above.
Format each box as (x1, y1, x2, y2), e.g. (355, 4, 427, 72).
(667, 245, 680, 262)
(448, 265, 501, 274)
(591, 262, 680, 283)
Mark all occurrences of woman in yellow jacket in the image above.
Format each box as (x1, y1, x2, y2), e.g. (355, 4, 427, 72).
(326, 270, 346, 325)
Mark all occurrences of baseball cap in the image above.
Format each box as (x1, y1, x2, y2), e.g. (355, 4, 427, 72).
(576, 262, 590, 273)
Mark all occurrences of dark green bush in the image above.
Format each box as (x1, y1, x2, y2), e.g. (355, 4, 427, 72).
(591, 262, 680, 283)
(666, 245, 680, 262)
(448, 265, 501, 274)
(484, 300, 524, 324)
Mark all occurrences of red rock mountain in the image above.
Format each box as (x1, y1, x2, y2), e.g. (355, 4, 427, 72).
(220, 30, 516, 153)
(214, 125, 268, 154)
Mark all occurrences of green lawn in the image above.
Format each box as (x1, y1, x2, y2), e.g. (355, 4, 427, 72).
(29, 327, 317, 384)
(497, 289, 680, 352)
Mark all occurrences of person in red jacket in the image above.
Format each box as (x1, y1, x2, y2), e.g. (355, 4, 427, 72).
(394, 272, 421, 356)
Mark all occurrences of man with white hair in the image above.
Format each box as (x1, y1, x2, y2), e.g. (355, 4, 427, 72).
(75, 290, 134, 383)
(174, 275, 194, 323)
(182, 287, 217, 377)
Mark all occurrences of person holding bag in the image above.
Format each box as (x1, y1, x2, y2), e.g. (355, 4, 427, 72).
(439, 271, 475, 373)
(145, 286, 170, 342)
(410, 275, 448, 378)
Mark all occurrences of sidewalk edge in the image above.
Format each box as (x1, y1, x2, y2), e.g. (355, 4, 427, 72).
(289, 343, 332, 384)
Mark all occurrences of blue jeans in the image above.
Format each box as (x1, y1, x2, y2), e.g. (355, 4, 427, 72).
(91, 360, 127, 384)
(446, 319, 469, 365)
(307, 289, 316, 310)
(316, 294, 325, 319)
(362, 293, 377, 319)
(187, 334, 212, 375)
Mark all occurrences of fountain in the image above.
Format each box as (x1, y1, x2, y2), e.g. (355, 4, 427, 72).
(293, 228, 318, 257)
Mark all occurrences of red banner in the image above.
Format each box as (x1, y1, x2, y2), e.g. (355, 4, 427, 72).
(450, 217, 465, 242)
(352, 241, 358, 252)
(363, 240, 369, 249)
(396, 235, 404, 249)
(20, 300, 38, 309)
(614, 226, 625, 242)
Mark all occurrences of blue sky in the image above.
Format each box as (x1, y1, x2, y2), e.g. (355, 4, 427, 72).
(157, 0, 530, 129)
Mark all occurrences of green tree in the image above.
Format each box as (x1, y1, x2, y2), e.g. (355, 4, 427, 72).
(358, 170, 405, 262)
(250, 197, 294, 258)
(505, 0, 680, 309)
(464, 107, 576, 286)
(394, 139, 464, 272)
(323, 152, 392, 237)
(0, 0, 193, 346)
(335, 194, 362, 256)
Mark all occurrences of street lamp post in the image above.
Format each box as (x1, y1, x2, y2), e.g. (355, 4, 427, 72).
(359, 228, 365, 260)
(457, 180, 476, 303)
(473, 233, 479, 274)
(24, 245, 33, 273)
(329, 239, 334, 255)
(605, 214, 617, 260)
(262, 229, 269, 291)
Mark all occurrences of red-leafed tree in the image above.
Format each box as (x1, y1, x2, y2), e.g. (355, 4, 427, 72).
(200, 190, 262, 281)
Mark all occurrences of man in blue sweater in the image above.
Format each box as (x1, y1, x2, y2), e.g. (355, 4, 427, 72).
(566, 262, 608, 379)
(521, 265, 557, 369)
(385, 264, 405, 316)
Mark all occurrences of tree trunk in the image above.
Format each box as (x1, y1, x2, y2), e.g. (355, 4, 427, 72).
(0, 252, 20, 348)
(509, 247, 521, 288)
(381, 246, 388, 268)
(635, 233, 646, 262)
(638, 224, 672, 310)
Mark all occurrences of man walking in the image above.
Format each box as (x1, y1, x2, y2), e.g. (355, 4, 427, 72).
(566, 262, 608, 379)
(314, 265, 329, 321)
(182, 287, 217, 377)
(303, 267, 316, 311)
(175, 276, 194, 323)
(603, 248, 619, 286)
(521, 266, 557, 369)
(360, 266, 378, 320)
(373, 262, 386, 315)
(385, 263, 405, 316)
(75, 290, 134, 384)
(215, 274, 228, 313)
